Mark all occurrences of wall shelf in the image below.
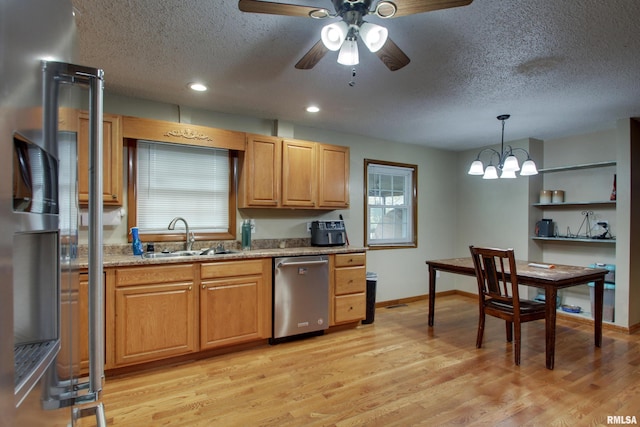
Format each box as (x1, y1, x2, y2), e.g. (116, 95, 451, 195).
(532, 236, 616, 244)
(538, 161, 616, 173)
(533, 201, 616, 207)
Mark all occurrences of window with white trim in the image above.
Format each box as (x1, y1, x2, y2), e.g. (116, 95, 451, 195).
(365, 159, 417, 248)
(134, 140, 232, 237)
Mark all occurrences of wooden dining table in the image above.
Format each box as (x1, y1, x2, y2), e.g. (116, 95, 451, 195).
(425, 257, 608, 369)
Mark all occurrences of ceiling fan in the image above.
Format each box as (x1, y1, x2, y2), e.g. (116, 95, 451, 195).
(238, 0, 473, 71)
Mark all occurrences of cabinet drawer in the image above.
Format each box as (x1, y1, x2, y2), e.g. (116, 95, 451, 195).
(334, 293, 366, 324)
(335, 266, 366, 295)
(116, 264, 194, 286)
(201, 259, 264, 279)
(335, 253, 365, 268)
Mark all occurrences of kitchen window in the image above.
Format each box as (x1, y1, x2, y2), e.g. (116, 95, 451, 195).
(365, 159, 417, 248)
(127, 140, 236, 243)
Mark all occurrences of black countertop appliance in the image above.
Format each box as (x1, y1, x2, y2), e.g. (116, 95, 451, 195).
(311, 220, 347, 247)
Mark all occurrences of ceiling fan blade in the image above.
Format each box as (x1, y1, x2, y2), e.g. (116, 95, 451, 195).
(385, 0, 473, 18)
(375, 38, 410, 71)
(238, 0, 329, 18)
(295, 40, 329, 70)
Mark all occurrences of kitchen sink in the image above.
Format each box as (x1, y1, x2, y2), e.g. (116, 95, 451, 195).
(142, 250, 200, 259)
(141, 249, 238, 259)
(198, 248, 240, 255)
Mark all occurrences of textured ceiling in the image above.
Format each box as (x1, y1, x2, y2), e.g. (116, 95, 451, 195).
(71, 0, 640, 151)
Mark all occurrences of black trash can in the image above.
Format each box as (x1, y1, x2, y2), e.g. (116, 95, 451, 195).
(363, 272, 377, 324)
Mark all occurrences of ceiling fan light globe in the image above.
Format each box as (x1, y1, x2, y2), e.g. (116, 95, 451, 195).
(337, 39, 359, 66)
(321, 22, 348, 51)
(520, 159, 539, 176)
(359, 22, 388, 53)
(468, 160, 484, 175)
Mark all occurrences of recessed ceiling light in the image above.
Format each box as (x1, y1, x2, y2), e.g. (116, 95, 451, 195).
(306, 105, 320, 113)
(189, 82, 208, 92)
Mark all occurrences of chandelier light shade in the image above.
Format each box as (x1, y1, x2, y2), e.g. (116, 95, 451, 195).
(502, 154, 520, 172)
(337, 38, 359, 65)
(500, 169, 517, 179)
(321, 21, 348, 51)
(520, 159, 538, 175)
(468, 159, 485, 175)
(467, 114, 538, 179)
(359, 22, 388, 52)
(482, 165, 499, 179)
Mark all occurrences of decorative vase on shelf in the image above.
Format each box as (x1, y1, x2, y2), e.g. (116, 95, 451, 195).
(610, 174, 616, 201)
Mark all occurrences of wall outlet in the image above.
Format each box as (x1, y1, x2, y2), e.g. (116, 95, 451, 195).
(250, 219, 256, 233)
(306, 222, 312, 232)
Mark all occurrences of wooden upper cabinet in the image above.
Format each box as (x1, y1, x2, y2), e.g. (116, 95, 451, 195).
(78, 112, 123, 206)
(239, 134, 281, 207)
(281, 139, 316, 208)
(239, 134, 349, 209)
(318, 144, 350, 208)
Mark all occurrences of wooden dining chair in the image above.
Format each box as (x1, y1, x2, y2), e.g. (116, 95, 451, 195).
(469, 245, 546, 365)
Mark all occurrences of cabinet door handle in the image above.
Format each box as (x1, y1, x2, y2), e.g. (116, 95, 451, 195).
(188, 286, 192, 291)
(202, 284, 206, 289)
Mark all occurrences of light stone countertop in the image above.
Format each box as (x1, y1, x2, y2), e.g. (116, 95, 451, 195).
(77, 246, 367, 269)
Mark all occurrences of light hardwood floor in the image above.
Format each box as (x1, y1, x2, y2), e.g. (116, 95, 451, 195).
(81, 295, 640, 426)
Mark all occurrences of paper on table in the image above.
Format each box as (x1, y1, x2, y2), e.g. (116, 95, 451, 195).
(528, 262, 555, 269)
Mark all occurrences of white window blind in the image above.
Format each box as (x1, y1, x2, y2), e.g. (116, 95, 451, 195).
(136, 141, 229, 233)
(367, 163, 414, 245)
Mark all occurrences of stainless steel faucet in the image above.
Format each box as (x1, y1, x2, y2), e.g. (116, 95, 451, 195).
(168, 217, 194, 250)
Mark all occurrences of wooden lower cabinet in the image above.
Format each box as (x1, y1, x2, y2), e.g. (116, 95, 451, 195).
(104, 254, 365, 368)
(77, 271, 105, 375)
(107, 259, 272, 368)
(200, 259, 271, 349)
(113, 264, 197, 366)
(78, 273, 90, 373)
(332, 253, 367, 325)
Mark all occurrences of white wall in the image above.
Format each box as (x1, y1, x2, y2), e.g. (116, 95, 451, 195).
(92, 93, 636, 327)
(453, 127, 636, 328)
(294, 125, 459, 302)
(96, 93, 460, 303)
(454, 138, 542, 293)
(537, 128, 621, 320)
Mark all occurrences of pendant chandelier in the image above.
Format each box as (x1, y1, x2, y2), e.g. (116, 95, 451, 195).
(468, 115, 538, 179)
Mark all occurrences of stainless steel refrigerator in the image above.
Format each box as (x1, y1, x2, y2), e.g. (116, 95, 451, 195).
(1, 0, 106, 425)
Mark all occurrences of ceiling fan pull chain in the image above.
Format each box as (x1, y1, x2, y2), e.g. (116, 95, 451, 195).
(348, 67, 357, 87)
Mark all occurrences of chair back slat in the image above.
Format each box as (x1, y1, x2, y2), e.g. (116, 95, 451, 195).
(470, 246, 520, 307)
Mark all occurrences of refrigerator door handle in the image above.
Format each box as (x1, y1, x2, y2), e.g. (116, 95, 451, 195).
(42, 61, 105, 410)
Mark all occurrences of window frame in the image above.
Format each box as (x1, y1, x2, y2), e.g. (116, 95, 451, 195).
(126, 139, 237, 243)
(364, 159, 418, 249)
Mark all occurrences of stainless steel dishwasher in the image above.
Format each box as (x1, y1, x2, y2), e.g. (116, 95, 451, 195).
(272, 255, 329, 343)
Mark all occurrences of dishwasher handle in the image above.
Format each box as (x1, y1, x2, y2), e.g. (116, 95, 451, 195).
(276, 259, 328, 268)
